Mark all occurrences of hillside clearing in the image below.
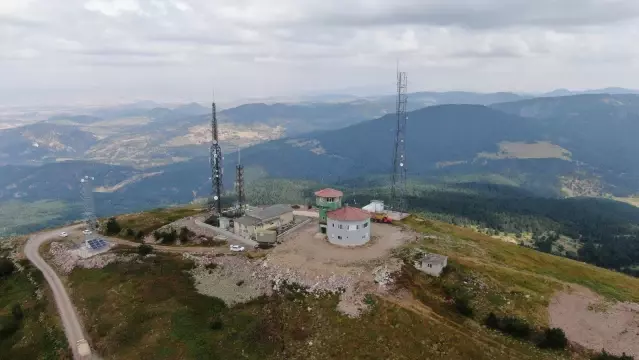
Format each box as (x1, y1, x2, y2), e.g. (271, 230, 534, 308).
(478, 141, 572, 160)
(67, 249, 572, 360)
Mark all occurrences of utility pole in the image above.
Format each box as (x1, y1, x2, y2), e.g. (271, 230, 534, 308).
(390, 70, 408, 212)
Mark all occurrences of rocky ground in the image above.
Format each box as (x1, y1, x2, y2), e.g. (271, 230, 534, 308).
(187, 221, 413, 317)
(549, 286, 639, 358)
(48, 241, 135, 275)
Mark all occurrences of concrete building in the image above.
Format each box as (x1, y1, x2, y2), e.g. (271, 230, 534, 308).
(362, 200, 385, 213)
(315, 188, 343, 234)
(415, 253, 448, 277)
(234, 204, 293, 239)
(327, 206, 372, 246)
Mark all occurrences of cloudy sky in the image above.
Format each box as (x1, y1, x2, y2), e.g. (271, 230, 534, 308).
(1, 0, 639, 106)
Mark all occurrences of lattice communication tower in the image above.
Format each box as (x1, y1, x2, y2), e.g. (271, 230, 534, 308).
(390, 71, 408, 212)
(209, 100, 223, 215)
(235, 148, 245, 216)
(80, 175, 98, 236)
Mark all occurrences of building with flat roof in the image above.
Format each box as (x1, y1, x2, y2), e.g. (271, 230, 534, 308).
(315, 188, 343, 234)
(327, 206, 372, 246)
(234, 204, 293, 239)
(415, 253, 448, 277)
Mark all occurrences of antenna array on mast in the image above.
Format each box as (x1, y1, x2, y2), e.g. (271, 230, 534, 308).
(209, 98, 223, 215)
(235, 147, 245, 216)
(390, 70, 408, 212)
(80, 175, 97, 238)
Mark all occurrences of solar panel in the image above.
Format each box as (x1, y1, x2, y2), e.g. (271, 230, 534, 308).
(87, 238, 108, 250)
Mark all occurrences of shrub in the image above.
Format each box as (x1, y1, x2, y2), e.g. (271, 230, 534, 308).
(11, 304, 23, 321)
(137, 244, 153, 256)
(209, 317, 223, 330)
(501, 316, 531, 339)
(539, 327, 568, 350)
(179, 227, 194, 243)
(291, 204, 300, 209)
(236, 280, 245, 286)
(485, 312, 500, 329)
(485, 313, 531, 339)
(0, 316, 19, 339)
(454, 296, 473, 317)
(592, 350, 634, 360)
(105, 217, 121, 235)
(125, 228, 135, 237)
(0, 258, 15, 278)
(135, 231, 145, 241)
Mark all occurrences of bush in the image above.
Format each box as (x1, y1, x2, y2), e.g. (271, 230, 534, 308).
(209, 317, 223, 330)
(105, 217, 121, 236)
(125, 228, 135, 237)
(454, 297, 473, 317)
(0, 258, 15, 278)
(137, 244, 153, 256)
(135, 231, 145, 241)
(539, 327, 568, 350)
(485, 313, 531, 339)
(592, 350, 634, 360)
(11, 304, 23, 321)
(0, 316, 19, 339)
(501, 316, 531, 339)
(179, 227, 194, 243)
(291, 204, 300, 209)
(485, 312, 499, 329)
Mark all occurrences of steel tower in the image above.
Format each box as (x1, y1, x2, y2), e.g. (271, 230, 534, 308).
(80, 175, 97, 238)
(209, 100, 223, 215)
(390, 70, 408, 212)
(235, 148, 245, 216)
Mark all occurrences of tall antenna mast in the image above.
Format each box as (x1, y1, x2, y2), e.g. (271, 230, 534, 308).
(209, 96, 223, 216)
(390, 69, 408, 212)
(236, 147, 245, 216)
(80, 175, 97, 240)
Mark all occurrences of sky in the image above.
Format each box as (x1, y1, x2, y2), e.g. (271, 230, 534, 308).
(1, 0, 639, 106)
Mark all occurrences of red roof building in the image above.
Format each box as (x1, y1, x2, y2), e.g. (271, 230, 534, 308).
(314, 188, 344, 198)
(327, 206, 372, 222)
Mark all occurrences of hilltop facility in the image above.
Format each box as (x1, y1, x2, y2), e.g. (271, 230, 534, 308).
(327, 206, 372, 246)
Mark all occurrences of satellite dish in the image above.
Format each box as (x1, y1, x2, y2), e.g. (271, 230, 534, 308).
(213, 196, 219, 200)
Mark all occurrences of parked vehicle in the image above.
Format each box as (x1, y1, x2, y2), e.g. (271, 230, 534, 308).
(82, 230, 92, 235)
(371, 213, 393, 224)
(59, 232, 68, 238)
(230, 245, 245, 252)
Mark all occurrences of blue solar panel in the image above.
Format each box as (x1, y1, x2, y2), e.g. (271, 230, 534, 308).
(87, 238, 108, 250)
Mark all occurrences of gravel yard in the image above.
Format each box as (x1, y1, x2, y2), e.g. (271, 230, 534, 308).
(187, 221, 414, 317)
(549, 286, 639, 358)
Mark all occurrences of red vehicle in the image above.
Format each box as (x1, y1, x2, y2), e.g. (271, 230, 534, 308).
(371, 213, 393, 224)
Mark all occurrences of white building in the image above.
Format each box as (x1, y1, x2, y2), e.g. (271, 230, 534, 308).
(327, 206, 372, 246)
(362, 200, 385, 213)
(415, 253, 448, 277)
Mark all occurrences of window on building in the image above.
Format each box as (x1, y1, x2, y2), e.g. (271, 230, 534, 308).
(332, 223, 334, 227)
(338, 236, 342, 240)
(348, 225, 357, 231)
(427, 264, 432, 268)
(339, 224, 343, 229)
(363, 222, 368, 228)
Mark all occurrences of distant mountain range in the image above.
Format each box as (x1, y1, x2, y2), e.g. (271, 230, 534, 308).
(4, 92, 639, 236)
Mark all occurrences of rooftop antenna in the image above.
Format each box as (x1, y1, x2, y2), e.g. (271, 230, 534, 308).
(390, 67, 408, 213)
(209, 90, 223, 216)
(236, 146, 245, 216)
(80, 175, 97, 242)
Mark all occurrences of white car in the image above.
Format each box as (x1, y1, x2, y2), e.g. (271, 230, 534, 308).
(59, 232, 68, 238)
(229, 245, 245, 252)
(82, 230, 92, 235)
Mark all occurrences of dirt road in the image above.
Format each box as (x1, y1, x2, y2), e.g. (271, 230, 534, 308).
(25, 225, 89, 360)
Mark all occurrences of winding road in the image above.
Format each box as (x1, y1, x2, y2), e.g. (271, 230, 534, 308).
(24, 225, 226, 358)
(24, 225, 88, 359)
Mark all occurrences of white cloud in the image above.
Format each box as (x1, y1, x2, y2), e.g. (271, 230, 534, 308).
(1, 0, 639, 106)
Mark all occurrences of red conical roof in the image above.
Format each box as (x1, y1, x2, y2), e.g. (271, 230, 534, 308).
(314, 188, 344, 198)
(327, 206, 371, 221)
